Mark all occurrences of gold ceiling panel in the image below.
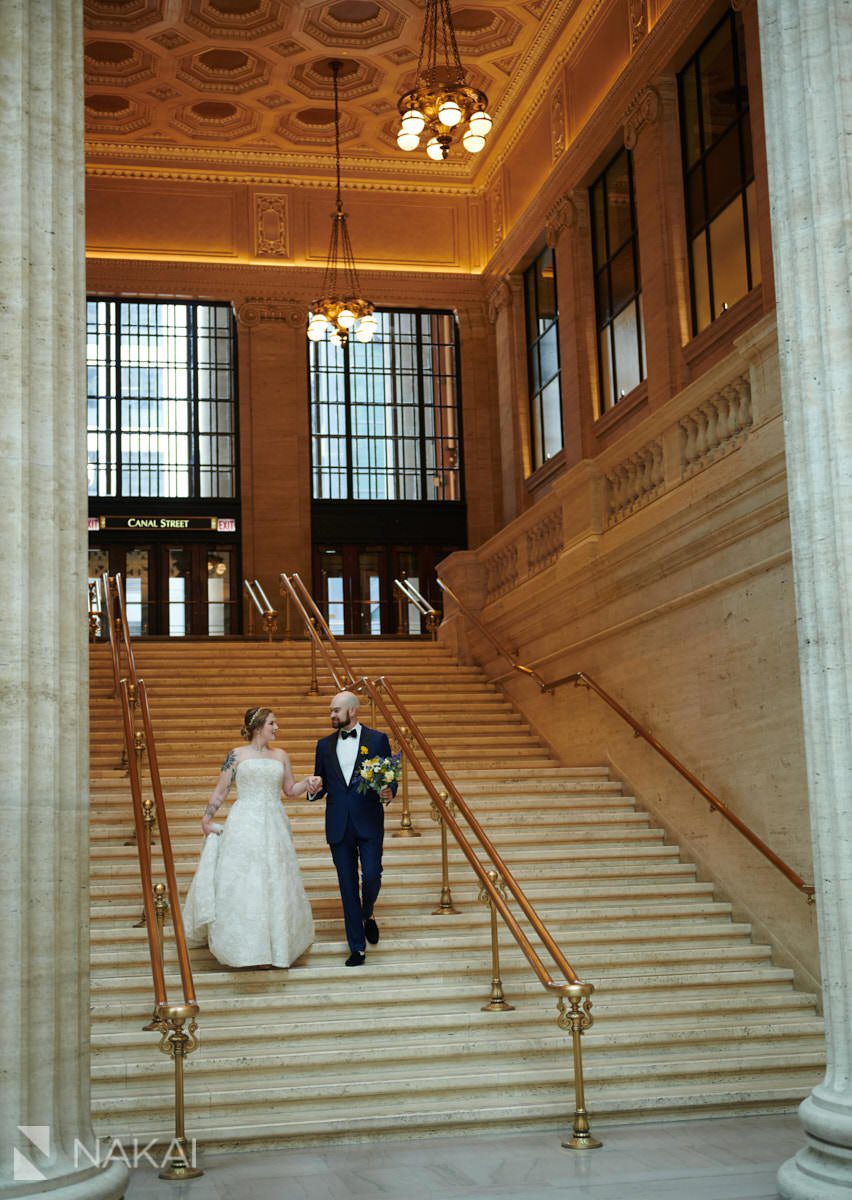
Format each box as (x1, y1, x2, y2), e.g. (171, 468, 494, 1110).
(83, 0, 593, 186)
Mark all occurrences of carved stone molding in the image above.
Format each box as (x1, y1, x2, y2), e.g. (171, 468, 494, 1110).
(629, 0, 648, 51)
(486, 276, 513, 325)
(550, 81, 566, 162)
(545, 194, 577, 247)
(490, 180, 505, 247)
(237, 297, 305, 328)
(623, 84, 661, 150)
(253, 193, 289, 258)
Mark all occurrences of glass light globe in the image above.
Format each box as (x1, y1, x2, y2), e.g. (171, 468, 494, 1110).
(307, 323, 326, 341)
(426, 137, 445, 162)
(330, 332, 344, 347)
(338, 308, 356, 329)
(462, 129, 486, 154)
(354, 326, 374, 343)
(438, 99, 463, 127)
(401, 108, 425, 136)
(468, 111, 493, 138)
(397, 129, 420, 152)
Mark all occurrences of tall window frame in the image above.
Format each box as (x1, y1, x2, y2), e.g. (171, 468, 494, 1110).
(590, 146, 646, 412)
(86, 298, 238, 501)
(309, 308, 463, 504)
(523, 246, 563, 470)
(678, 8, 761, 335)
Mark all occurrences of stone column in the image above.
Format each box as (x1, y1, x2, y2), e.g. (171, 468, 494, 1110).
(0, 1, 127, 1197)
(236, 299, 313, 631)
(545, 192, 591, 468)
(756, 2, 852, 1196)
(624, 78, 691, 409)
(486, 277, 529, 524)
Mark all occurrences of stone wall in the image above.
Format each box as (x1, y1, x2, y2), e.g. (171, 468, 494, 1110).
(439, 313, 820, 991)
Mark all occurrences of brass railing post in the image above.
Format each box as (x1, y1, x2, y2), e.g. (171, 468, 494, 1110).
(396, 585, 407, 635)
(557, 983, 601, 1150)
(154, 1004, 203, 1181)
(308, 618, 319, 694)
(134, 796, 157, 927)
(284, 589, 292, 639)
(430, 791, 459, 914)
(479, 870, 514, 1012)
(261, 609, 279, 643)
(392, 725, 420, 838)
(153, 882, 169, 979)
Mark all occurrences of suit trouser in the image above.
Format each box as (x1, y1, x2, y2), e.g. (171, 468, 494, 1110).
(329, 815, 383, 953)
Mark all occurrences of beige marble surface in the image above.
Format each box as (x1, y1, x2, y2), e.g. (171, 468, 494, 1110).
(0, 1, 126, 1196)
(758, 0, 852, 1196)
(124, 1113, 803, 1200)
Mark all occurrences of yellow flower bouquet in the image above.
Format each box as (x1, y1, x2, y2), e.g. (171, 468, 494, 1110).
(356, 752, 402, 803)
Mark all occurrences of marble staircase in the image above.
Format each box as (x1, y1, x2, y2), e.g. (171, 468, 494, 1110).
(89, 640, 823, 1149)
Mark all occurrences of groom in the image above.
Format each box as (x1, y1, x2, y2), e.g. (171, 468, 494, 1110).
(309, 690, 395, 966)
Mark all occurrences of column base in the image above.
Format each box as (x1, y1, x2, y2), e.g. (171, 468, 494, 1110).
(778, 1091, 852, 1199)
(7, 1162, 129, 1200)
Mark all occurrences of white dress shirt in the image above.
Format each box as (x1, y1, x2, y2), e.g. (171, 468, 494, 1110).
(336, 722, 362, 786)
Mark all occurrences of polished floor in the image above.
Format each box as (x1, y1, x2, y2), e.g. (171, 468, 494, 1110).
(125, 1114, 803, 1199)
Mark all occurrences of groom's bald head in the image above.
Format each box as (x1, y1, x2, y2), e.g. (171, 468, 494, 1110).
(330, 690, 359, 730)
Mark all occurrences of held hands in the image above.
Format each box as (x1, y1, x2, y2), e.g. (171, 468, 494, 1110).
(306, 775, 322, 795)
(201, 814, 221, 837)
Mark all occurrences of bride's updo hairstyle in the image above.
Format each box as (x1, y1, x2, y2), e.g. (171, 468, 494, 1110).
(241, 706, 272, 741)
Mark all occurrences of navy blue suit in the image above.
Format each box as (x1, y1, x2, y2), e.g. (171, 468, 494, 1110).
(311, 725, 395, 954)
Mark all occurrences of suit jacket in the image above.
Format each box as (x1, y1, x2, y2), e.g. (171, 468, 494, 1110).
(311, 725, 395, 845)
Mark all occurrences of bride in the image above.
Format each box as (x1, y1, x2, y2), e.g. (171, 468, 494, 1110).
(183, 706, 321, 968)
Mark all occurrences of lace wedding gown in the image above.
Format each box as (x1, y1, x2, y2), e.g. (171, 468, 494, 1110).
(183, 758, 315, 968)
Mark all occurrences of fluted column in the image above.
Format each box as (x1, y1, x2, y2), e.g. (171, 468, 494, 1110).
(0, 3, 127, 1197)
(756, 2, 852, 1196)
(486, 276, 529, 524)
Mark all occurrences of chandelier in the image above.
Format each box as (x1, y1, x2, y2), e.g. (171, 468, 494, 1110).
(307, 60, 376, 349)
(396, 0, 493, 161)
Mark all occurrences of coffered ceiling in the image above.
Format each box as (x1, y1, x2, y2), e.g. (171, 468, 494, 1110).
(83, 0, 593, 189)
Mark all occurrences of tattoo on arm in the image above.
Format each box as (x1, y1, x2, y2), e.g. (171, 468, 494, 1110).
(220, 750, 237, 781)
(204, 802, 218, 818)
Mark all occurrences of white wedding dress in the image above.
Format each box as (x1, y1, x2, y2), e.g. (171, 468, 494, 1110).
(182, 758, 315, 968)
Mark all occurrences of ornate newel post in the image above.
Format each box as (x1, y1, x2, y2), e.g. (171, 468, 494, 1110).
(0, 1, 127, 1196)
(757, 1, 852, 1196)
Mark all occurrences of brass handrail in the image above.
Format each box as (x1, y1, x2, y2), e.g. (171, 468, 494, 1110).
(114, 572, 139, 687)
(102, 571, 121, 698)
(437, 577, 549, 689)
(280, 571, 359, 689)
(138, 677, 198, 1007)
(119, 677, 167, 1008)
(560, 672, 815, 900)
(394, 577, 435, 617)
(97, 577, 203, 1178)
(394, 577, 440, 638)
(360, 674, 599, 1149)
(366, 676, 582, 990)
(439, 577, 815, 900)
(244, 579, 279, 641)
(279, 573, 600, 1148)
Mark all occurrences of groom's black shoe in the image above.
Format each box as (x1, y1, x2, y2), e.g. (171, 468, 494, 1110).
(345, 951, 366, 967)
(364, 917, 380, 945)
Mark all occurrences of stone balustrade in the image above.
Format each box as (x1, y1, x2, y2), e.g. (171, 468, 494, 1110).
(452, 314, 778, 607)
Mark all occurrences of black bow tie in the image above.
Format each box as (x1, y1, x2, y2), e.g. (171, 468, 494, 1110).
(339, 729, 357, 740)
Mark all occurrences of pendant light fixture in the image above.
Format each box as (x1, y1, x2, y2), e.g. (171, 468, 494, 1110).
(396, 0, 493, 161)
(307, 60, 376, 349)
